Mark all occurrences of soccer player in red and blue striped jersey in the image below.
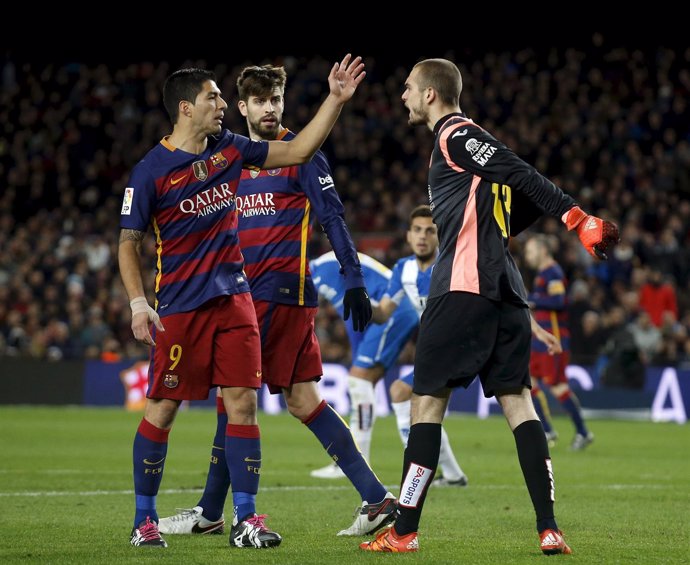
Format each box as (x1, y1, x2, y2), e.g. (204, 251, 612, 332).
(159, 65, 394, 539)
(119, 56, 366, 549)
(525, 235, 593, 450)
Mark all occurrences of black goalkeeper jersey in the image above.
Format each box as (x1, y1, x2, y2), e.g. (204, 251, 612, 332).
(427, 113, 576, 305)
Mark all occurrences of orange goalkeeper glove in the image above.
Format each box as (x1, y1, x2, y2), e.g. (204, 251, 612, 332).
(562, 206, 619, 260)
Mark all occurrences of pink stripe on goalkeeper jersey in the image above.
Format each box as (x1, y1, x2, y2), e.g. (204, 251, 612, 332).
(449, 175, 481, 294)
(438, 120, 475, 174)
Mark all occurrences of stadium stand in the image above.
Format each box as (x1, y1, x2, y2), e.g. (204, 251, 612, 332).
(1, 43, 690, 376)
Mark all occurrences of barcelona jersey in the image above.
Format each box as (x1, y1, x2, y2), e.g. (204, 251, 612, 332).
(530, 263, 570, 352)
(237, 129, 363, 307)
(120, 130, 268, 317)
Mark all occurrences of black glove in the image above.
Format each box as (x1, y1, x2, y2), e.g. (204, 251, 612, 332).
(343, 287, 372, 332)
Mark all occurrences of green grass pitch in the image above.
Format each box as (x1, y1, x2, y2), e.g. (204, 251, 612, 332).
(1, 407, 688, 564)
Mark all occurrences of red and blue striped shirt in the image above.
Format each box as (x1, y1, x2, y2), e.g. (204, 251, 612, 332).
(237, 129, 363, 307)
(120, 130, 268, 317)
(530, 263, 570, 352)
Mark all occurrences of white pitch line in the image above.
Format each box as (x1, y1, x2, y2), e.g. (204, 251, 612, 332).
(0, 484, 668, 498)
(0, 469, 205, 475)
(0, 485, 373, 498)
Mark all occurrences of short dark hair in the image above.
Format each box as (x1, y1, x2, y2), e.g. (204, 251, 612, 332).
(410, 205, 432, 223)
(163, 68, 216, 125)
(237, 65, 287, 101)
(413, 59, 463, 106)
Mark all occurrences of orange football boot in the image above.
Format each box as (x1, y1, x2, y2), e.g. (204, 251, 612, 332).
(360, 526, 419, 553)
(540, 529, 572, 555)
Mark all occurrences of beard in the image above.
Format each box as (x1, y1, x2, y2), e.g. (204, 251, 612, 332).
(415, 249, 435, 263)
(249, 115, 280, 140)
(407, 100, 428, 126)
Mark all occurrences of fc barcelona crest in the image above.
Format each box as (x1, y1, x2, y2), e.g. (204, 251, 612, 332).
(211, 152, 228, 170)
(249, 168, 260, 179)
(163, 374, 179, 389)
(193, 160, 208, 181)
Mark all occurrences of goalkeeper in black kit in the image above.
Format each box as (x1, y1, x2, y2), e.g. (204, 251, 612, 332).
(360, 58, 618, 555)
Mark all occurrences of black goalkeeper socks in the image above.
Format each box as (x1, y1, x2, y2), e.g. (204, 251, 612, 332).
(513, 419, 558, 532)
(394, 423, 441, 536)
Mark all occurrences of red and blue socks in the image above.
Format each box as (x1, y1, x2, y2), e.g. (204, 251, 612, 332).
(197, 397, 230, 521)
(225, 423, 260, 522)
(132, 418, 169, 527)
(531, 387, 554, 434)
(303, 400, 387, 503)
(558, 390, 589, 437)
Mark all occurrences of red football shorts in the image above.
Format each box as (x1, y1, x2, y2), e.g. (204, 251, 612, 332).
(529, 350, 570, 386)
(147, 293, 262, 400)
(253, 300, 323, 394)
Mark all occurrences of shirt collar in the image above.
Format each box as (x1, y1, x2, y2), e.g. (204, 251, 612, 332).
(433, 112, 467, 136)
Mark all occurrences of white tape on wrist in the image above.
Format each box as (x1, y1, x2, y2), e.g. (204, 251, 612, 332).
(130, 297, 150, 316)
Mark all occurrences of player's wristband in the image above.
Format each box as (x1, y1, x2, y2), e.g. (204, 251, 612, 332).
(130, 296, 150, 316)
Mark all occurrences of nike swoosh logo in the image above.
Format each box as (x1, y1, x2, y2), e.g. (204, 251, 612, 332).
(367, 498, 395, 521)
(243, 457, 261, 463)
(170, 175, 188, 185)
(143, 457, 166, 465)
(192, 521, 224, 534)
(452, 129, 468, 138)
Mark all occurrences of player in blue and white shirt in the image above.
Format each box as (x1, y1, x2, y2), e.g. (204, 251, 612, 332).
(309, 251, 419, 478)
(372, 205, 467, 486)
(381, 247, 432, 316)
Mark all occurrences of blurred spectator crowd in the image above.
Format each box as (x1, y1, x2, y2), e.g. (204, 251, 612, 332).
(2, 38, 690, 386)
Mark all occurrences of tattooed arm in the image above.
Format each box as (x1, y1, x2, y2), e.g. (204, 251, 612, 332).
(118, 228, 147, 300)
(118, 228, 163, 346)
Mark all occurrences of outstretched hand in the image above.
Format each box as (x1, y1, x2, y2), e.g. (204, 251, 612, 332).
(328, 54, 366, 104)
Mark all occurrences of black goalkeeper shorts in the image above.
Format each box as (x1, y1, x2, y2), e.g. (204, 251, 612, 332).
(413, 291, 531, 398)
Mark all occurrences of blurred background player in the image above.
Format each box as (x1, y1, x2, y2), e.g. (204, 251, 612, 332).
(309, 251, 418, 476)
(370, 205, 468, 486)
(312, 209, 466, 481)
(310, 249, 468, 486)
(158, 65, 396, 539)
(525, 235, 594, 450)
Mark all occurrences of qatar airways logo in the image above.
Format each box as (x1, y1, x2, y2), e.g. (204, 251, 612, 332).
(236, 192, 276, 217)
(179, 183, 235, 217)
